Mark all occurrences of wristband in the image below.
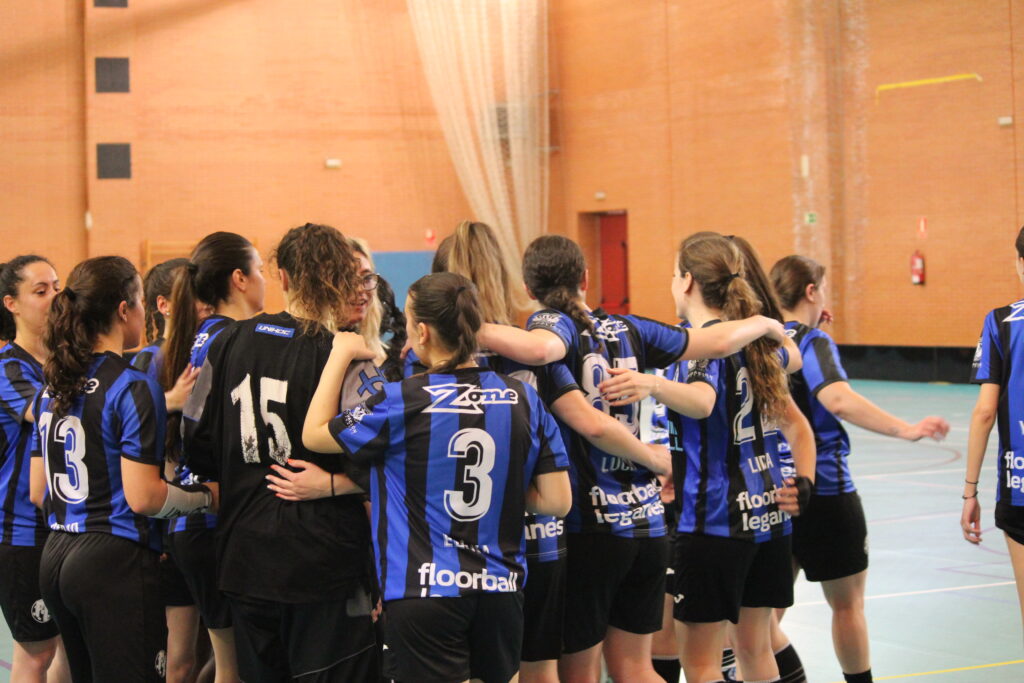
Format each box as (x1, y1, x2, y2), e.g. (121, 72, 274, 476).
(962, 492, 978, 500)
(793, 476, 813, 514)
(153, 482, 212, 519)
(965, 479, 979, 486)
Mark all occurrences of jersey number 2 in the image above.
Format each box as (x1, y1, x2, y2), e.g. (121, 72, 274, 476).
(230, 375, 292, 465)
(444, 428, 495, 522)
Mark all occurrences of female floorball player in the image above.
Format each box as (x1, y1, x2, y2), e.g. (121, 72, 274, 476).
(478, 234, 791, 683)
(182, 223, 378, 682)
(134, 257, 210, 683)
(771, 255, 948, 683)
(961, 228, 1024, 638)
(303, 271, 573, 683)
(634, 233, 811, 683)
(164, 232, 268, 683)
(29, 256, 216, 681)
(0, 255, 70, 682)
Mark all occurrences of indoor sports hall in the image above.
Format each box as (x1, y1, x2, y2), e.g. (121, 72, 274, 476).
(3, 1, 1023, 682)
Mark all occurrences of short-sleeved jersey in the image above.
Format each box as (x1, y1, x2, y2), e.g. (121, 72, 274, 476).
(182, 312, 372, 603)
(0, 343, 48, 547)
(776, 322, 852, 495)
(330, 367, 569, 601)
(131, 341, 163, 384)
(527, 308, 688, 538)
(671, 324, 791, 543)
(171, 316, 234, 534)
(479, 350, 573, 564)
(32, 352, 165, 551)
(972, 301, 1024, 507)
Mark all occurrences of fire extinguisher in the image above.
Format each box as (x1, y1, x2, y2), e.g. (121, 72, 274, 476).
(911, 250, 925, 285)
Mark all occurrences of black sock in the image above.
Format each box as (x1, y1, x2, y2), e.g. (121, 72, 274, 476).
(720, 647, 738, 681)
(652, 656, 680, 682)
(774, 643, 806, 683)
(844, 670, 873, 683)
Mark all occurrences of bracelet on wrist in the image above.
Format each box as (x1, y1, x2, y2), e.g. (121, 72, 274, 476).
(962, 492, 978, 499)
(965, 478, 979, 486)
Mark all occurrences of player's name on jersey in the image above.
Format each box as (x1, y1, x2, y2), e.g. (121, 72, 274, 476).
(441, 533, 490, 556)
(50, 521, 81, 533)
(524, 517, 564, 541)
(748, 452, 775, 473)
(417, 563, 521, 597)
(600, 455, 637, 473)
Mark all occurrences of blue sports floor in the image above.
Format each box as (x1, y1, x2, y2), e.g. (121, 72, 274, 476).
(0, 380, 1018, 681)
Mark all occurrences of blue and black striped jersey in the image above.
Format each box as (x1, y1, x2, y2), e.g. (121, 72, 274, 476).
(172, 315, 234, 534)
(778, 322, 852, 495)
(527, 308, 687, 538)
(183, 312, 373, 603)
(330, 367, 568, 601)
(131, 341, 163, 384)
(32, 352, 165, 551)
(671, 323, 791, 543)
(972, 301, 1024, 507)
(0, 343, 47, 547)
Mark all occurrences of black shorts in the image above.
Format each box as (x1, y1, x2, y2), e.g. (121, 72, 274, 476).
(996, 502, 1024, 546)
(672, 533, 793, 624)
(522, 557, 566, 662)
(160, 551, 195, 608)
(563, 533, 668, 653)
(385, 593, 523, 683)
(228, 589, 377, 683)
(0, 544, 59, 643)
(792, 492, 869, 582)
(168, 528, 232, 628)
(40, 532, 166, 682)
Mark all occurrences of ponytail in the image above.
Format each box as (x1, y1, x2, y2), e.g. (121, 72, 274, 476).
(770, 255, 826, 312)
(142, 257, 189, 344)
(0, 255, 52, 341)
(408, 272, 481, 374)
(522, 235, 595, 337)
(679, 233, 787, 422)
(161, 232, 254, 391)
(44, 256, 140, 416)
(445, 221, 517, 326)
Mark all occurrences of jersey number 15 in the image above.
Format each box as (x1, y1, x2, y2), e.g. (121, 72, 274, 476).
(230, 374, 292, 465)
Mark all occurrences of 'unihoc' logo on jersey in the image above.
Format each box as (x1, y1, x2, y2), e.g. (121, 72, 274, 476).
(255, 323, 296, 338)
(423, 383, 519, 414)
(30, 599, 50, 624)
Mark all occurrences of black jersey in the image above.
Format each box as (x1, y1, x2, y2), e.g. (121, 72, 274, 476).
(182, 312, 371, 603)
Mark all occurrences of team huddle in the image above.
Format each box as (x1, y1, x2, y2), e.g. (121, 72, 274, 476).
(24, 218, 1024, 683)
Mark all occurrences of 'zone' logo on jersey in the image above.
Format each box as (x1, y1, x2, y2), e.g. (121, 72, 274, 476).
(423, 383, 519, 414)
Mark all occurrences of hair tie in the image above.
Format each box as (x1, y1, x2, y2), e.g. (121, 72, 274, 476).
(64, 287, 77, 302)
(185, 262, 199, 275)
(726, 272, 741, 282)
(455, 285, 468, 295)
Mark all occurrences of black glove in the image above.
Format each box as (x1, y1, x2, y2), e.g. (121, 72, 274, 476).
(793, 475, 813, 514)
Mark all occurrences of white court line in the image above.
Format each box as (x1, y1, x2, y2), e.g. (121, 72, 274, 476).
(794, 580, 1015, 607)
(868, 511, 960, 526)
(858, 467, 967, 479)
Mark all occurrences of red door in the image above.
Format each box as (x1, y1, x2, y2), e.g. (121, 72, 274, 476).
(599, 213, 629, 314)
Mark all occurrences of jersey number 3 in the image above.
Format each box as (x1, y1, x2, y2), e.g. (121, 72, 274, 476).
(230, 374, 292, 465)
(444, 428, 495, 522)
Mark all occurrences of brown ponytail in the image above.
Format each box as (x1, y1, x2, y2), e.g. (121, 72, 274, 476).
(142, 257, 189, 345)
(408, 272, 482, 374)
(522, 235, 595, 337)
(679, 233, 787, 422)
(161, 232, 255, 391)
(770, 255, 826, 312)
(44, 256, 140, 416)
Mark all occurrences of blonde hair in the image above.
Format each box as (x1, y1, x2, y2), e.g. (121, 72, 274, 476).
(349, 237, 387, 364)
(443, 221, 523, 326)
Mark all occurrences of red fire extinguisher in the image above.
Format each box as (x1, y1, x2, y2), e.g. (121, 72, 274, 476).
(911, 250, 925, 285)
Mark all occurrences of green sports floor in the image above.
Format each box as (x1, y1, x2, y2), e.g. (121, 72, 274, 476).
(0, 380, 1019, 681)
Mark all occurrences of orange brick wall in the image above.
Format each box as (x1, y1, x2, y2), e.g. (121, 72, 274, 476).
(4, 0, 1023, 346)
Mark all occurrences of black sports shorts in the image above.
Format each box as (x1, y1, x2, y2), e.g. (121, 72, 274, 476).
(0, 543, 59, 642)
(522, 557, 566, 662)
(385, 592, 523, 683)
(672, 532, 793, 624)
(563, 533, 668, 653)
(168, 528, 232, 628)
(792, 491, 869, 582)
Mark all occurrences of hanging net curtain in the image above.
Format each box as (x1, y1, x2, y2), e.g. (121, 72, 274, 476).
(406, 0, 550, 268)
